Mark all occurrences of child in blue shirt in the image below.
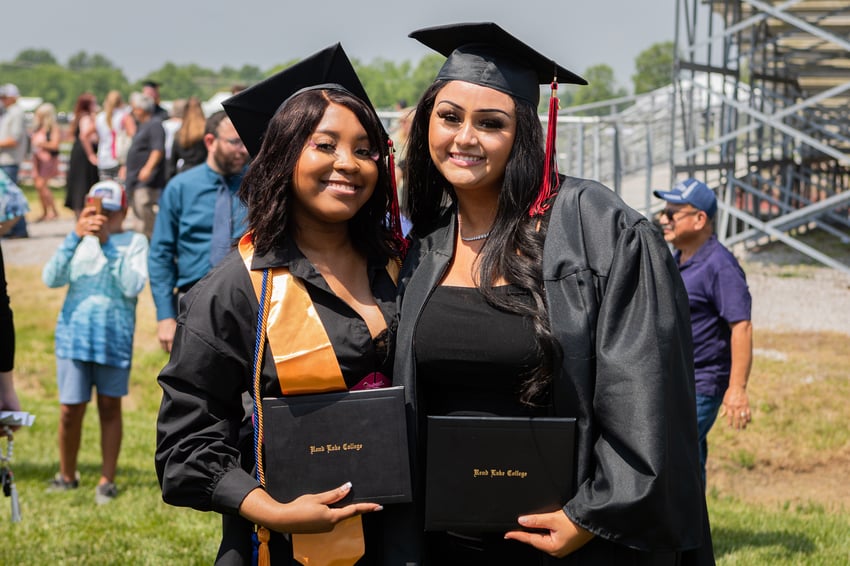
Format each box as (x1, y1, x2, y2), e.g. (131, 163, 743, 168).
(42, 180, 149, 503)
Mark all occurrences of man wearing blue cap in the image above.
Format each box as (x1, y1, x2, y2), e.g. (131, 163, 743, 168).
(654, 178, 753, 487)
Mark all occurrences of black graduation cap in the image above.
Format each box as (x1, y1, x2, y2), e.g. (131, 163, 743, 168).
(409, 22, 586, 106)
(222, 43, 378, 157)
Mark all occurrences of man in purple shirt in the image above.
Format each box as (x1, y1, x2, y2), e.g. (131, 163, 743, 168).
(654, 178, 753, 486)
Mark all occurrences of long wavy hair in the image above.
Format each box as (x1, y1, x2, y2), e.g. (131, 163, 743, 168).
(71, 92, 97, 134)
(33, 103, 58, 132)
(177, 97, 206, 148)
(102, 90, 123, 128)
(404, 80, 559, 404)
(240, 89, 399, 261)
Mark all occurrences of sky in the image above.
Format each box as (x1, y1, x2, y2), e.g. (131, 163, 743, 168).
(3, 0, 681, 90)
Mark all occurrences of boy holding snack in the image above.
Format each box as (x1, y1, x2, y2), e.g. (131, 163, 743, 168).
(42, 180, 149, 504)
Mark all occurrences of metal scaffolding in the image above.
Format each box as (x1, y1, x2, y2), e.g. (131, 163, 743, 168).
(546, 0, 850, 273)
(672, 0, 850, 273)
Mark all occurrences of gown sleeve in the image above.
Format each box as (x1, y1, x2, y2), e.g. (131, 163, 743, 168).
(155, 257, 262, 516)
(547, 180, 704, 551)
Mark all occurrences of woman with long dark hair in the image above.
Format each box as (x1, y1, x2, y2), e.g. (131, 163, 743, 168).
(395, 22, 714, 565)
(65, 93, 100, 216)
(155, 45, 408, 565)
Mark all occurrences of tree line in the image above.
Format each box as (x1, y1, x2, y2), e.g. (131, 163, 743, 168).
(1, 43, 675, 114)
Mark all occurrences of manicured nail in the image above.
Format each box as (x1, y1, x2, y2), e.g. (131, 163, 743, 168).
(375, 505, 384, 512)
(341, 482, 352, 491)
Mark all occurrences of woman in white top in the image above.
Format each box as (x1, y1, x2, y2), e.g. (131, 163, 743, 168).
(95, 90, 135, 180)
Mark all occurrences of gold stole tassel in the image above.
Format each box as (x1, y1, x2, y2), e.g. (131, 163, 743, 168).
(239, 233, 365, 566)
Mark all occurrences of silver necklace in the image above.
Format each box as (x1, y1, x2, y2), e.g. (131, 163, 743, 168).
(460, 231, 491, 242)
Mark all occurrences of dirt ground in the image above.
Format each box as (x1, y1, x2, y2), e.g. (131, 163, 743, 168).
(708, 443, 850, 511)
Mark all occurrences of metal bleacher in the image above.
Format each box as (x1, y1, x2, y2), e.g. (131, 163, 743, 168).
(552, 0, 850, 274)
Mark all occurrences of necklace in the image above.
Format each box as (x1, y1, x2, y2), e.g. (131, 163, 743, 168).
(460, 231, 491, 242)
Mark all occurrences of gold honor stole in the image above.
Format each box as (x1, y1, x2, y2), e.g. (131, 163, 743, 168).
(239, 232, 366, 566)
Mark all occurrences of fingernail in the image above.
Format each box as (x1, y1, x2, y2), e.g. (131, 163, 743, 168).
(517, 516, 529, 526)
(375, 505, 384, 512)
(341, 482, 352, 491)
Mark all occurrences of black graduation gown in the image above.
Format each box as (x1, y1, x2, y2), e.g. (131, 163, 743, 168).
(155, 240, 406, 565)
(394, 176, 715, 565)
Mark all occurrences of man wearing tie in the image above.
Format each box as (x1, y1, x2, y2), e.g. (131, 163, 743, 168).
(149, 111, 249, 352)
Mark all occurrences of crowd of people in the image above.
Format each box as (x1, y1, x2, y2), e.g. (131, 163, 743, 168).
(0, 20, 760, 564)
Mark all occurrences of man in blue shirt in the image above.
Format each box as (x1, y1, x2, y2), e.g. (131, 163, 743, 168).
(654, 178, 753, 487)
(149, 111, 249, 352)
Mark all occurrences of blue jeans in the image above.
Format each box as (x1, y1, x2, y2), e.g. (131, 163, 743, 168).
(696, 394, 723, 489)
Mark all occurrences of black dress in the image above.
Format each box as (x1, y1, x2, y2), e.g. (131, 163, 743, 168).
(64, 125, 99, 213)
(415, 284, 551, 565)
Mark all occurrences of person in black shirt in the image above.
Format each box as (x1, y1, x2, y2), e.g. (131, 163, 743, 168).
(155, 45, 407, 565)
(395, 22, 714, 565)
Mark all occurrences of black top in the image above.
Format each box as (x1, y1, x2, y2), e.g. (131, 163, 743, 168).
(155, 238, 396, 564)
(125, 117, 166, 191)
(415, 284, 544, 417)
(0, 245, 13, 372)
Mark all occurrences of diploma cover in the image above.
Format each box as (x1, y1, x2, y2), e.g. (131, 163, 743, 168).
(262, 386, 412, 505)
(425, 415, 576, 531)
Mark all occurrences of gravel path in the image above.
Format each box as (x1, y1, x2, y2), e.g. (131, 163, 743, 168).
(4, 216, 849, 336)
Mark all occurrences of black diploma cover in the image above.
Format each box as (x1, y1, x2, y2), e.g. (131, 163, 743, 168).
(262, 386, 412, 505)
(425, 415, 576, 531)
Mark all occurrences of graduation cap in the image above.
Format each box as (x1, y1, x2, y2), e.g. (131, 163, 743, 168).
(222, 43, 378, 158)
(410, 22, 586, 217)
(409, 21, 586, 107)
(222, 43, 409, 255)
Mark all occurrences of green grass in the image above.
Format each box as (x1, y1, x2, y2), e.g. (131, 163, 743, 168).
(2, 259, 220, 564)
(708, 495, 850, 565)
(3, 184, 849, 563)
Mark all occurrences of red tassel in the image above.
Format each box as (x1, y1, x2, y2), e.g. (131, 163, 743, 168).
(529, 81, 560, 217)
(387, 139, 409, 257)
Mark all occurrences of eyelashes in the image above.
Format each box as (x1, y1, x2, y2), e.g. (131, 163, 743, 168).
(308, 140, 379, 162)
(434, 110, 507, 130)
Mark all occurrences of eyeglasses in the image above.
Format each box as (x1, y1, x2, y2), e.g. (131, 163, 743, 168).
(216, 136, 245, 149)
(660, 208, 700, 222)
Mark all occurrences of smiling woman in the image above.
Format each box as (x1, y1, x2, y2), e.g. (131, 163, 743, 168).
(292, 103, 380, 226)
(154, 44, 409, 565)
(395, 22, 715, 564)
(427, 80, 516, 203)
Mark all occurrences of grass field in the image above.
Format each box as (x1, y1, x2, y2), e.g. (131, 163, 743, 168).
(2, 187, 849, 564)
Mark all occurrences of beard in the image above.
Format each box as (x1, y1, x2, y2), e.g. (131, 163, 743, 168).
(213, 148, 246, 176)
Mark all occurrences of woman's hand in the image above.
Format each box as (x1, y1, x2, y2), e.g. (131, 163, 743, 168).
(239, 482, 382, 534)
(504, 509, 595, 558)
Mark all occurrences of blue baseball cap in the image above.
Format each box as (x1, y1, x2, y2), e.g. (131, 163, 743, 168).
(653, 178, 717, 219)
